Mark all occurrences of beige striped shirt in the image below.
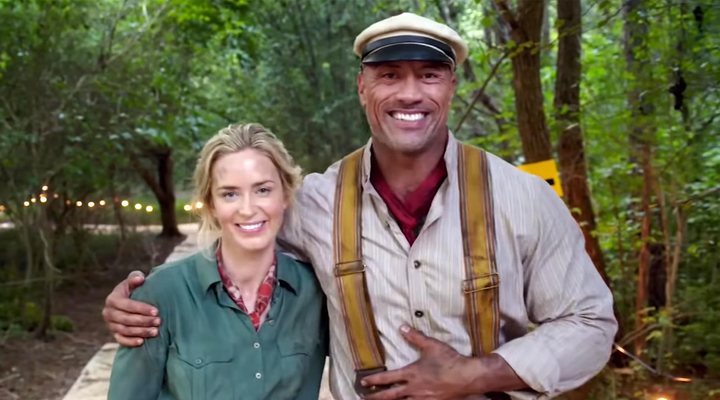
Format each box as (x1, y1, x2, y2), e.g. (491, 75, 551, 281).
(279, 134, 617, 400)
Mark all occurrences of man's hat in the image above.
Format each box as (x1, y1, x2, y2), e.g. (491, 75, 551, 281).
(353, 13, 468, 68)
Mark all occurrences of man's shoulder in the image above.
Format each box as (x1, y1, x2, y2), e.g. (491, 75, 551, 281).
(300, 159, 341, 191)
(295, 157, 344, 210)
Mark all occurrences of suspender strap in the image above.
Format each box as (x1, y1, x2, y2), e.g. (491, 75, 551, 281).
(333, 148, 386, 386)
(458, 142, 500, 355)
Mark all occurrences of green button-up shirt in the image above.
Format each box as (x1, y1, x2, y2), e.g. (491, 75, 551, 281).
(108, 251, 328, 400)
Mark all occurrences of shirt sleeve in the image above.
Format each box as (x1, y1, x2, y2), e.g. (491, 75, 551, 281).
(277, 178, 312, 261)
(278, 173, 333, 262)
(107, 284, 169, 400)
(492, 176, 618, 398)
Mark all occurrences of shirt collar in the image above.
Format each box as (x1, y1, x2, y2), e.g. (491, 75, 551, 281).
(195, 248, 300, 296)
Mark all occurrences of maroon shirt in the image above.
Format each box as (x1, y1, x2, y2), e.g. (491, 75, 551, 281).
(370, 155, 447, 245)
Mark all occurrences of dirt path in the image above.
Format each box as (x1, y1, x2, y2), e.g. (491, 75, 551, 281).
(0, 232, 184, 400)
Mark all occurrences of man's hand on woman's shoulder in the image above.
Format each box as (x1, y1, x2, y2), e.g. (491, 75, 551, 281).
(102, 270, 161, 347)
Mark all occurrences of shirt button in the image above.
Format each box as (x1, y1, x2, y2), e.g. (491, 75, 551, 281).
(255, 372, 262, 379)
(253, 342, 261, 349)
(194, 358, 203, 365)
(413, 260, 421, 269)
(414, 310, 424, 318)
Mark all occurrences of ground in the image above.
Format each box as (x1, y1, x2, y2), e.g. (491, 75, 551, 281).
(0, 233, 184, 400)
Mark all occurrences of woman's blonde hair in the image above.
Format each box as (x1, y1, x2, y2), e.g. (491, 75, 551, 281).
(192, 123, 302, 249)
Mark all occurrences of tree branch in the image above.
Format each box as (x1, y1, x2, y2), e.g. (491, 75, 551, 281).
(454, 53, 509, 133)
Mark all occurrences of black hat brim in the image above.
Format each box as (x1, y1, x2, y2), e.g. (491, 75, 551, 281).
(361, 35, 455, 66)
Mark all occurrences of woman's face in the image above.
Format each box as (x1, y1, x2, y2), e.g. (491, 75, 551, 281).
(209, 149, 287, 256)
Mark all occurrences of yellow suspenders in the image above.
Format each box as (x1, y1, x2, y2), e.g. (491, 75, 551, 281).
(332, 143, 500, 394)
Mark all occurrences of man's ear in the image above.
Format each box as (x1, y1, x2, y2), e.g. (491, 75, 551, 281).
(449, 72, 458, 106)
(357, 72, 366, 107)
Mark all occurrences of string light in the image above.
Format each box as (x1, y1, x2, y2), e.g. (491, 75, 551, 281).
(183, 204, 192, 212)
(194, 201, 203, 209)
(4, 189, 165, 214)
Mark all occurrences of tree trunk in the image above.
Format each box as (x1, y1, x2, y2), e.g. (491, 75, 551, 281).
(135, 148, 182, 238)
(18, 214, 37, 286)
(156, 150, 181, 238)
(494, 0, 552, 162)
(35, 209, 56, 339)
(554, 0, 609, 282)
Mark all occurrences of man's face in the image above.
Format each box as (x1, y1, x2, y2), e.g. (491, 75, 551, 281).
(357, 60, 456, 156)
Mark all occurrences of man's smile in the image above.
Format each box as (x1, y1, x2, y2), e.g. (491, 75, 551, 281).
(390, 111, 427, 121)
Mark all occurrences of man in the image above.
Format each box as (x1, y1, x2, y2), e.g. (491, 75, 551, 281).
(103, 12, 616, 400)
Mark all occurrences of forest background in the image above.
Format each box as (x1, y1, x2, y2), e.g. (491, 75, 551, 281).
(0, 0, 718, 398)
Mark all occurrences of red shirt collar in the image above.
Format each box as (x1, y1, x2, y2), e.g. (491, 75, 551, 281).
(370, 153, 447, 245)
(216, 245, 276, 331)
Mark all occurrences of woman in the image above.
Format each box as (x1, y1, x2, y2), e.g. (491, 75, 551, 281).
(108, 123, 328, 400)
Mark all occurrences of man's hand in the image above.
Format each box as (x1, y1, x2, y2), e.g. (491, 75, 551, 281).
(361, 325, 477, 400)
(361, 325, 526, 399)
(102, 270, 160, 347)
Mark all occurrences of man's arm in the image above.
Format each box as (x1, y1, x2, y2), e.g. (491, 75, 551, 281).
(489, 177, 617, 396)
(361, 325, 525, 400)
(102, 271, 161, 347)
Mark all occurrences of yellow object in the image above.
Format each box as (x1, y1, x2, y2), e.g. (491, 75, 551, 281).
(518, 159, 564, 197)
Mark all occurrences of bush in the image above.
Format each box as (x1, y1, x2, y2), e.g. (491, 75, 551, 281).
(51, 315, 75, 332)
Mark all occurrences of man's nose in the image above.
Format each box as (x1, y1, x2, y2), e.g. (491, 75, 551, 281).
(396, 76, 423, 104)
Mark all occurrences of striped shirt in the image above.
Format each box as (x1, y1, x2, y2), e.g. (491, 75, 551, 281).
(279, 133, 617, 400)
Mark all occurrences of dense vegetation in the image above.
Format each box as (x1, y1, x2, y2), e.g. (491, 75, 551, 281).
(1, 0, 718, 397)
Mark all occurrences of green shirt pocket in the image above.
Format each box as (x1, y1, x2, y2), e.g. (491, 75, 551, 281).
(278, 338, 320, 394)
(167, 346, 234, 400)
